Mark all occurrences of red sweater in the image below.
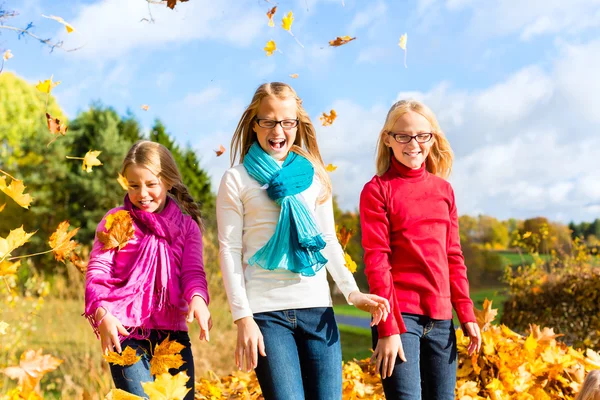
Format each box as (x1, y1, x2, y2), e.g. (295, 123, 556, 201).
(360, 156, 476, 337)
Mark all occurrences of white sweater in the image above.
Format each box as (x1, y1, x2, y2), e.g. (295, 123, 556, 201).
(216, 164, 360, 322)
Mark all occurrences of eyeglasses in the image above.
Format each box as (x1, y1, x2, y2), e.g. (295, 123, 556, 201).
(387, 132, 433, 144)
(255, 118, 299, 129)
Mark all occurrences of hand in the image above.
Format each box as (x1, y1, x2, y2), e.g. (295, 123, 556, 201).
(348, 291, 390, 326)
(96, 307, 129, 354)
(234, 316, 266, 372)
(371, 334, 406, 379)
(186, 295, 212, 342)
(462, 322, 482, 355)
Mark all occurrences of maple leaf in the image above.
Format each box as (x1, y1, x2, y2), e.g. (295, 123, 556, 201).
(104, 388, 145, 400)
(45, 112, 68, 146)
(398, 33, 408, 68)
(0, 260, 21, 277)
(529, 324, 563, 345)
(2, 349, 63, 395)
(141, 104, 150, 111)
(329, 36, 356, 47)
(267, 6, 277, 27)
(103, 346, 141, 367)
(320, 109, 337, 126)
(264, 40, 277, 56)
(0, 321, 7, 335)
(48, 221, 80, 263)
(166, 0, 189, 10)
(0, 226, 36, 261)
(343, 252, 357, 273)
(68, 251, 88, 275)
(83, 150, 103, 173)
(3, 50, 13, 61)
(117, 173, 129, 190)
(289, 73, 299, 79)
(336, 226, 353, 249)
(35, 75, 61, 94)
(474, 298, 498, 331)
(282, 11, 294, 31)
(325, 163, 337, 172)
(142, 372, 190, 400)
(97, 210, 135, 251)
(42, 14, 75, 33)
(0, 176, 33, 209)
(150, 335, 185, 376)
(215, 144, 226, 157)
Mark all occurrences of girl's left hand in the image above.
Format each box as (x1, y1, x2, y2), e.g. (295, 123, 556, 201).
(187, 295, 212, 342)
(462, 321, 482, 355)
(348, 291, 391, 326)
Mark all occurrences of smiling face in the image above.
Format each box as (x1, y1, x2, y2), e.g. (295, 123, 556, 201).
(253, 95, 298, 161)
(385, 111, 435, 169)
(125, 164, 171, 213)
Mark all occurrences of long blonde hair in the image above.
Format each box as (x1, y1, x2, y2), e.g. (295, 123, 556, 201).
(122, 140, 204, 230)
(375, 99, 453, 178)
(230, 82, 331, 202)
(577, 370, 600, 400)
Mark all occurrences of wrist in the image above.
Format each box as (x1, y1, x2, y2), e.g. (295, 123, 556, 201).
(234, 316, 253, 326)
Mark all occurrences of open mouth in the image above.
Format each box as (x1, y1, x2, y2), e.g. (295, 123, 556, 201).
(139, 200, 152, 207)
(268, 138, 286, 150)
(404, 151, 422, 157)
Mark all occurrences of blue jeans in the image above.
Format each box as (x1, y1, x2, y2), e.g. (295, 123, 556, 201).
(372, 314, 457, 400)
(253, 307, 342, 400)
(110, 330, 194, 400)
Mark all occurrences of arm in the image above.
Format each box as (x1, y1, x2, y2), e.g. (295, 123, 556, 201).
(180, 220, 209, 305)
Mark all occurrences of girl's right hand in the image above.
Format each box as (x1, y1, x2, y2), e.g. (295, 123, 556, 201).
(371, 334, 407, 379)
(234, 316, 266, 372)
(96, 307, 129, 354)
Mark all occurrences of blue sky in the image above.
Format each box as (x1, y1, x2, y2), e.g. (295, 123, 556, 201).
(2, 0, 600, 222)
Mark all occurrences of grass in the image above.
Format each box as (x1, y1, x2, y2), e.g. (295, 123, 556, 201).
(497, 250, 550, 267)
(339, 324, 372, 361)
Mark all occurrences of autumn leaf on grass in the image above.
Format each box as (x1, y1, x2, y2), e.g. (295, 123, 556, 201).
(474, 298, 498, 331)
(264, 40, 277, 56)
(282, 11, 304, 48)
(166, 0, 189, 9)
(105, 389, 144, 400)
(329, 36, 356, 47)
(142, 372, 190, 400)
(150, 335, 185, 376)
(66, 150, 103, 173)
(320, 109, 337, 126)
(0, 321, 8, 335)
(336, 226, 353, 249)
(97, 210, 135, 251)
(3, 50, 13, 61)
(117, 173, 129, 190)
(0, 260, 21, 277)
(0, 176, 33, 209)
(45, 112, 68, 146)
(48, 221, 80, 263)
(42, 14, 75, 33)
(0, 226, 36, 261)
(104, 346, 141, 367)
(215, 144, 226, 157)
(343, 252, 357, 273)
(289, 73, 299, 79)
(267, 6, 277, 27)
(2, 349, 63, 396)
(141, 104, 150, 111)
(35, 75, 61, 94)
(325, 163, 337, 172)
(398, 33, 408, 68)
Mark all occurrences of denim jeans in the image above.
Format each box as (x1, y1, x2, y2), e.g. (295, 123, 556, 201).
(372, 313, 457, 400)
(110, 330, 195, 400)
(253, 307, 342, 400)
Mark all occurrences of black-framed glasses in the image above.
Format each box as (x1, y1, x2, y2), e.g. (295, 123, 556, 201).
(387, 132, 433, 144)
(255, 118, 299, 129)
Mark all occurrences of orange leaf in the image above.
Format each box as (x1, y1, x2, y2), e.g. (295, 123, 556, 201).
(141, 104, 150, 111)
(2, 349, 63, 396)
(329, 36, 356, 47)
(150, 335, 186, 376)
(266, 6, 277, 27)
(166, 0, 189, 9)
(320, 109, 337, 126)
(336, 226, 353, 249)
(474, 298, 498, 331)
(97, 210, 135, 251)
(0, 260, 20, 277)
(0, 176, 33, 209)
(45, 112, 68, 146)
(48, 221, 80, 263)
(103, 346, 141, 367)
(215, 144, 226, 157)
(529, 324, 563, 345)
(289, 73, 299, 79)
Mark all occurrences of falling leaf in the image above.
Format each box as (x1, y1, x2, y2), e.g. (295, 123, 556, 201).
(2, 349, 63, 396)
(103, 346, 141, 367)
(336, 226, 353, 249)
(68, 150, 104, 173)
(45, 112, 68, 146)
(0, 260, 20, 277)
(0, 321, 8, 335)
(398, 33, 408, 68)
(142, 372, 191, 400)
(215, 144, 226, 157)
(343, 252, 357, 273)
(0, 176, 34, 209)
(282, 11, 294, 31)
(264, 40, 277, 56)
(97, 210, 135, 251)
(105, 389, 144, 400)
(117, 173, 129, 191)
(48, 221, 80, 263)
(320, 109, 337, 126)
(68, 251, 88, 275)
(3, 50, 13, 61)
(474, 298, 498, 331)
(266, 6, 277, 27)
(42, 14, 75, 33)
(166, 0, 189, 9)
(35, 75, 61, 94)
(150, 335, 185, 376)
(325, 163, 337, 172)
(141, 104, 150, 111)
(329, 36, 356, 47)
(289, 73, 299, 79)
(0, 226, 36, 261)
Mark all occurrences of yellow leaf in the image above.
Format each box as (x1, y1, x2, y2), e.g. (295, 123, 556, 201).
(529, 323, 563, 345)
(35, 75, 61, 94)
(289, 73, 299, 79)
(103, 346, 141, 367)
(104, 388, 145, 400)
(524, 333, 537, 353)
(42, 14, 75, 33)
(264, 40, 277, 56)
(45, 112, 68, 146)
(48, 221, 80, 263)
(2, 349, 63, 396)
(141, 104, 150, 111)
(0, 260, 21, 277)
(329, 36, 356, 47)
(0, 321, 8, 335)
(141, 372, 190, 400)
(0, 226, 36, 260)
(0, 203, 5, 212)
(282, 11, 294, 31)
(0, 176, 33, 209)
(343, 252, 357, 273)
(522, 231, 532, 239)
(82, 150, 103, 173)
(98, 210, 135, 251)
(473, 298, 498, 331)
(3, 50, 13, 61)
(398, 33, 407, 50)
(150, 335, 186, 376)
(117, 173, 129, 191)
(325, 163, 337, 172)
(320, 109, 337, 126)
(266, 6, 276, 27)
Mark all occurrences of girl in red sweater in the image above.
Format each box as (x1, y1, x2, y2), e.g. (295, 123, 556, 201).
(360, 99, 481, 399)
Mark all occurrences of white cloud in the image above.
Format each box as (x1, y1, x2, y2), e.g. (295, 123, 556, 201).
(348, 2, 387, 34)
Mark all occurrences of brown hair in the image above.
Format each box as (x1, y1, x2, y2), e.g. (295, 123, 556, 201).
(121, 140, 203, 230)
(230, 82, 331, 202)
(375, 99, 453, 178)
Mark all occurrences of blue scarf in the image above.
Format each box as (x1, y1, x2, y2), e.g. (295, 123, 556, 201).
(243, 142, 327, 276)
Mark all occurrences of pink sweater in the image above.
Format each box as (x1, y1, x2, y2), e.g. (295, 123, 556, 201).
(85, 200, 209, 333)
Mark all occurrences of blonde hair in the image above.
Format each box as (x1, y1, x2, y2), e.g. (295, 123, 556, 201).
(577, 370, 600, 400)
(122, 140, 204, 230)
(375, 99, 453, 178)
(230, 82, 331, 202)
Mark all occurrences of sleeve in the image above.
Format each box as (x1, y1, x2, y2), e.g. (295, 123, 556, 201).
(447, 186, 476, 324)
(360, 179, 406, 336)
(180, 220, 210, 305)
(314, 195, 360, 302)
(216, 170, 253, 322)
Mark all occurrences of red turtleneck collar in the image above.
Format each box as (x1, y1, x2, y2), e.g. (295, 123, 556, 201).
(389, 155, 428, 181)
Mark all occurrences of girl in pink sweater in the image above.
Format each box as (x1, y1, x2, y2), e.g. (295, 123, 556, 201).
(85, 140, 210, 399)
